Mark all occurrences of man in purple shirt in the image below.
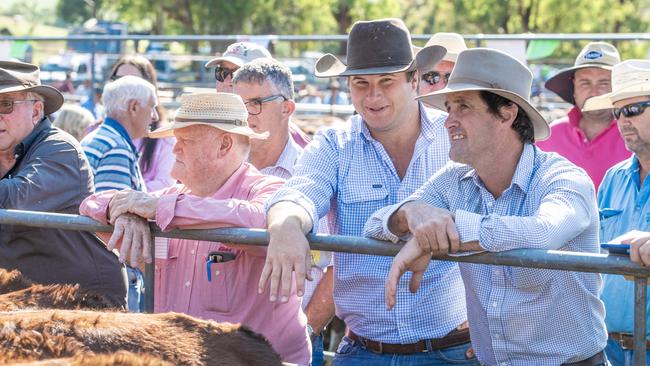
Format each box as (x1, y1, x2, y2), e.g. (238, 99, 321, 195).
(538, 42, 630, 190)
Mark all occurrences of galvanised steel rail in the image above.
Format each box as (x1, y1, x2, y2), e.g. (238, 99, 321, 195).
(1, 208, 648, 364)
(3, 33, 650, 42)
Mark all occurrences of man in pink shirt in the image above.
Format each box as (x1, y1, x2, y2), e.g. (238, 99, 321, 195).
(538, 42, 630, 190)
(80, 92, 311, 365)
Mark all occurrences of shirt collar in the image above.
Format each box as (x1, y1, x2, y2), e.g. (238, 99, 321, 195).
(268, 136, 302, 176)
(358, 102, 438, 142)
(461, 143, 536, 194)
(104, 117, 138, 153)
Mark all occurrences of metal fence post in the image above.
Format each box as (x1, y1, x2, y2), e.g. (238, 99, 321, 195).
(143, 233, 156, 313)
(634, 276, 647, 365)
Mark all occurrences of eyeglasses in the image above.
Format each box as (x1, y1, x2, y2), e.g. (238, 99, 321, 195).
(420, 71, 451, 86)
(0, 100, 39, 114)
(244, 95, 287, 115)
(613, 101, 650, 119)
(214, 66, 237, 83)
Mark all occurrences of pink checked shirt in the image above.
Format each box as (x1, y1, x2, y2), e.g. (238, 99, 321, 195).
(536, 106, 631, 190)
(80, 163, 310, 365)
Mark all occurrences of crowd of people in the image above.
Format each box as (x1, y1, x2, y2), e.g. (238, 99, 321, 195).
(2, 16, 650, 366)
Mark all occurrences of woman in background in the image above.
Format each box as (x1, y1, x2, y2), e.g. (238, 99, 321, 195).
(53, 104, 96, 141)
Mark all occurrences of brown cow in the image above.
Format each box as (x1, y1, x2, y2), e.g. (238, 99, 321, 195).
(8, 351, 171, 365)
(0, 269, 35, 294)
(0, 310, 282, 366)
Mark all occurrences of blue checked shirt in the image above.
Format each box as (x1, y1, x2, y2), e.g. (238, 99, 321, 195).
(266, 105, 468, 343)
(365, 144, 607, 365)
(81, 118, 145, 192)
(598, 156, 650, 338)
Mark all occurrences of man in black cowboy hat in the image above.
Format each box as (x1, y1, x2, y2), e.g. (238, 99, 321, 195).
(366, 48, 608, 365)
(0, 61, 127, 307)
(259, 18, 475, 365)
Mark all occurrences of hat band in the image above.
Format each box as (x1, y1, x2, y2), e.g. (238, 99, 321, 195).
(346, 60, 412, 71)
(175, 116, 247, 127)
(0, 80, 37, 87)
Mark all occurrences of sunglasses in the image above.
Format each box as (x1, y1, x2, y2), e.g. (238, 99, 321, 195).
(0, 100, 39, 114)
(214, 66, 237, 82)
(613, 101, 650, 119)
(420, 71, 451, 86)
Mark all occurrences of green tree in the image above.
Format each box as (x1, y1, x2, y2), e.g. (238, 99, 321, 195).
(56, 0, 102, 25)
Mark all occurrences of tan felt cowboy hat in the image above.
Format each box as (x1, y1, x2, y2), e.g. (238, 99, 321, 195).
(414, 32, 467, 71)
(149, 92, 268, 139)
(315, 18, 446, 78)
(205, 42, 272, 69)
(0, 61, 64, 115)
(418, 48, 550, 141)
(583, 59, 650, 111)
(544, 42, 620, 105)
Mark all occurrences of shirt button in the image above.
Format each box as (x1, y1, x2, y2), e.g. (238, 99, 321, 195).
(492, 302, 498, 308)
(494, 333, 500, 339)
(185, 281, 191, 287)
(190, 250, 195, 255)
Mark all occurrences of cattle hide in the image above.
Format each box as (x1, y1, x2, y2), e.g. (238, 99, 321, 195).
(8, 350, 171, 365)
(0, 310, 282, 366)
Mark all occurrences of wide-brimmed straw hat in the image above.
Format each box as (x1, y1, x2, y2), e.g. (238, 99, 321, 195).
(315, 18, 446, 77)
(544, 42, 620, 105)
(418, 48, 550, 141)
(583, 59, 650, 112)
(0, 61, 64, 115)
(414, 32, 467, 71)
(149, 92, 268, 139)
(204, 42, 272, 69)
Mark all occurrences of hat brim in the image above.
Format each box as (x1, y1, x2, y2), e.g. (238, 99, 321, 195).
(0, 84, 64, 115)
(582, 83, 650, 112)
(314, 53, 416, 78)
(418, 83, 550, 141)
(149, 121, 268, 139)
(545, 64, 614, 105)
(414, 45, 449, 72)
(204, 56, 245, 69)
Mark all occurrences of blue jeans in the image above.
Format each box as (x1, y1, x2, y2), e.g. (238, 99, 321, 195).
(333, 336, 478, 366)
(605, 337, 650, 366)
(312, 334, 324, 366)
(126, 266, 144, 313)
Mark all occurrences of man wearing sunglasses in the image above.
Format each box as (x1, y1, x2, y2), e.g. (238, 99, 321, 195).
(415, 33, 467, 96)
(583, 59, 650, 366)
(205, 42, 272, 93)
(0, 61, 127, 307)
(539, 42, 630, 190)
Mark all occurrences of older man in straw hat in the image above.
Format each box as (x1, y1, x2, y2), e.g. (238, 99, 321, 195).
(415, 32, 467, 96)
(260, 18, 475, 365)
(538, 42, 630, 190)
(365, 48, 608, 365)
(0, 61, 127, 307)
(583, 59, 650, 365)
(80, 92, 310, 365)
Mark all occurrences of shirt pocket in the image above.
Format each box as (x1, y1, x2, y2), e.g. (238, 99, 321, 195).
(599, 208, 624, 244)
(204, 259, 235, 313)
(507, 266, 552, 289)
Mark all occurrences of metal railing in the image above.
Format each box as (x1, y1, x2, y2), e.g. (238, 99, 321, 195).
(1, 208, 648, 364)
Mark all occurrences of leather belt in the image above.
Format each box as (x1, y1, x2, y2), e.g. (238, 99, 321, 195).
(561, 350, 606, 366)
(347, 327, 470, 354)
(609, 332, 650, 350)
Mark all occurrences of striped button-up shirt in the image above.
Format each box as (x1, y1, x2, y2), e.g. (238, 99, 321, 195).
(81, 117, 145, 192)
(267, 105, 468, 343)
(365, 144, 607, 365)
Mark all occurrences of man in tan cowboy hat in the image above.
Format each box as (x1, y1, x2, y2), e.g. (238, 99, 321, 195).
(364, 48, 609, 365)
(0, 61, 127, 307)
(538, 41, 630, 190)
(259, 18, 475, 365)
(80, 92, 311, 365)
(415, 32, 467, 95)
(583, 59, 650, 365)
